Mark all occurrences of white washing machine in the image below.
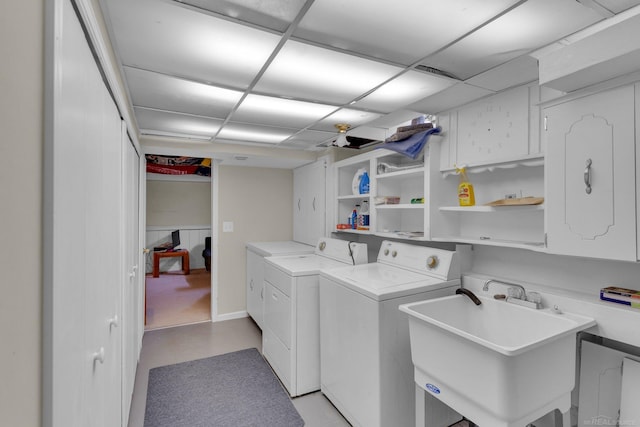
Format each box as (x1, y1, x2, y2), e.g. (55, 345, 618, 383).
(262, 237, 368, 397)
(246, 241, 315, 329)
(319, 240, 464, 427)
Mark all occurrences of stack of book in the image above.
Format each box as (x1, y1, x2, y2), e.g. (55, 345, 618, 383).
(600, 286, 640, 309)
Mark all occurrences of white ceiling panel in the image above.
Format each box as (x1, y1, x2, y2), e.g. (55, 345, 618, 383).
(311, 108, 383, 132)
(592, 0, 640, 14)
(408, 83, 495, 115)
(105, 0, 281, 89)
(217, 122, 298, 144)
(418, 0, 603, 81)
(353, 70, 456, 113)
(465, 55, 539, 91)
(124, 67, 242, 118)
(232, 94, 339, 128)
(176, 0, 308, 32)
(253, 40, 402, 105)
(294, 0, 523, 66)
(135, 107, 223, 137)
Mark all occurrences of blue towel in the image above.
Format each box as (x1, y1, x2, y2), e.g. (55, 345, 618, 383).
(378, 126, 441, 159)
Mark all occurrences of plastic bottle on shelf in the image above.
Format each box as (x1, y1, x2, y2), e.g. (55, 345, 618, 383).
(351, 205, 359, 230)
(456, 165, 475, 206)
(359, 171, 370, 194)
(359, 200, 370, 229)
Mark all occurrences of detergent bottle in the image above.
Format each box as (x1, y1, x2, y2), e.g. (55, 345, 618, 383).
(359, 171, 370, 194)
(456, 165, 475, 206)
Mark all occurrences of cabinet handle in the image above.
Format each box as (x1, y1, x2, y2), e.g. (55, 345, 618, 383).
(249, 279, 253, 291)
(109, 315, 119, 330)
(92, 347, 105, 365)
(312, 197, 316, 211)
(261, 287, 264, 300)
(298, 199, 301, 211)
(584, 158, 592, 194)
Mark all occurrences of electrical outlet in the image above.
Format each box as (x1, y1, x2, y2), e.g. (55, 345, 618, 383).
(223, 221, 234, 232)
(505, 193, 517, 199)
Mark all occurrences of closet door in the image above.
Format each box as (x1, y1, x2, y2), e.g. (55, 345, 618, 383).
(47, 1, 124, 425)
(122, 129, 141, 425)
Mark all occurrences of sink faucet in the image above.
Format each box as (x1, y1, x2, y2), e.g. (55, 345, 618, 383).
(483, 279, 542, 309)
(456, 288, 482, 306)
(483, 279, 526, 300)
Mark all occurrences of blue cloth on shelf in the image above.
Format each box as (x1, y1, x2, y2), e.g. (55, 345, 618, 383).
(378, 126, 441, 159)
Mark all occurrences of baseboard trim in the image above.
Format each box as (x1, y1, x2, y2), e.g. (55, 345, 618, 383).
(215, 310, 248, 322)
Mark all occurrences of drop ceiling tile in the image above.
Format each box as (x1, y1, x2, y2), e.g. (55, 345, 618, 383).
(354, 70, 456, 113)
(135, 107, 223, 137)
(104, 0, 280, 89)
(593, 0, 640, 14)
(217, 122, 298, 144)
(465, 55, 539, 91)
(418, 0, 603, 81)
(294, 0, 523, 65)
(311, 108, 383, 132)
(254, 40, 402, 105)
(124, 67, 242, 118)
(282, 129, 335, 145)
(408, 83, 495, 114)
(232, 94, 339, 128)
(176, 0, 308, 32)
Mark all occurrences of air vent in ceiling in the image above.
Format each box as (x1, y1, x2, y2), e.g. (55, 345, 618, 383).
(414, 65, 459, 80)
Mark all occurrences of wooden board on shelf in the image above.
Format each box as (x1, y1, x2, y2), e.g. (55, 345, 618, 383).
(484, 196, 544, 206)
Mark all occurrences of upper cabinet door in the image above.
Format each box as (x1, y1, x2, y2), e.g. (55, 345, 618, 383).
(439, 83, 542, 171)
(545, 85, 636, 261)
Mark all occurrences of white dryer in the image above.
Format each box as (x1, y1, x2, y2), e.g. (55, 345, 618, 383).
(262, 237, 368, 397)
(246, 241, 314, 329)
(319, 240, 463, 427)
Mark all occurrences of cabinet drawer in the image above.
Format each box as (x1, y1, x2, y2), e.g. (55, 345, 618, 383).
(263, 282, 291, 349)
(262, 327, 292, 395)
(264, 262, 292, 296)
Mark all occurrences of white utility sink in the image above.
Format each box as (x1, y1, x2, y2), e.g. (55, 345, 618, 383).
(400, 293, 596, 427)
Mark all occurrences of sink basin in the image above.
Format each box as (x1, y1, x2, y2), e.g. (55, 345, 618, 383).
(399, 294, 595, 427)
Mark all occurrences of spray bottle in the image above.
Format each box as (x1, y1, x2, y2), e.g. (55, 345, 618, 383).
(456, 165, 475, 206)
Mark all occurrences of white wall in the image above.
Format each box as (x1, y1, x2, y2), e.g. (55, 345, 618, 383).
(217, 166, 293, 315)
(146, 180, 211, 226)
(0, 2, 43, 426)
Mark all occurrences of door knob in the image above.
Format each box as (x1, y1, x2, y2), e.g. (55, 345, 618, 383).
(92, 347, 105, 365)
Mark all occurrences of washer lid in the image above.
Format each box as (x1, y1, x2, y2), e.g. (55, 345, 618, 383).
(265, 254, 351, 276)
(320, 263, 459, 301)
(246, 240, 314, 257)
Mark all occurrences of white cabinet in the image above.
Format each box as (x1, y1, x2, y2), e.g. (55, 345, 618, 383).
(293, 159, 326, 246)
(246, 249, 264, 329)
(544, 84, 637, 261)
(439, 83, 542, 171)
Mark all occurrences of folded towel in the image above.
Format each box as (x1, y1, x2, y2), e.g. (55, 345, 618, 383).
(378, 127, 441, 159)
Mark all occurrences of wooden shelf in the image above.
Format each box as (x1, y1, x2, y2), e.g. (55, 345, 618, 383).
(374, 231, 427, 240)
(338, 194, 370, 200)
(432, 236, 546, 251)
(375, 167, 425, 179)
(377, 203, 424, 210)
(439, 205, 544, 213)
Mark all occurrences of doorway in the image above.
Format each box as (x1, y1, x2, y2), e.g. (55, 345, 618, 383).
(143, 155, 213, 330)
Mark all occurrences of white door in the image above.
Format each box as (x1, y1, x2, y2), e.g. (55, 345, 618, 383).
(545, 85, 636, 261)
(121, 129, 141, 425)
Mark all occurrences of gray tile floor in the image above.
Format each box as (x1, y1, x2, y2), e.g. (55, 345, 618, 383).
(127, 318, 351, 427)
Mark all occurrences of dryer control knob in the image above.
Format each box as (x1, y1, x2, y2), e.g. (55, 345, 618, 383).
(384, 249, 389, 256)
(392, 250, 398, 258)
(319, 241, 326, 251)
(427, 255, 439, 269)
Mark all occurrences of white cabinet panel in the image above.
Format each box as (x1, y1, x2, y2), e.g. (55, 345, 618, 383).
(293, 159, 326, 245)
(545, 85, 637, 261)
(246, 249, 264, 329)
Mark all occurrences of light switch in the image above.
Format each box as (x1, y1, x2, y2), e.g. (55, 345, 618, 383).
(223, 221, 234, 232)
